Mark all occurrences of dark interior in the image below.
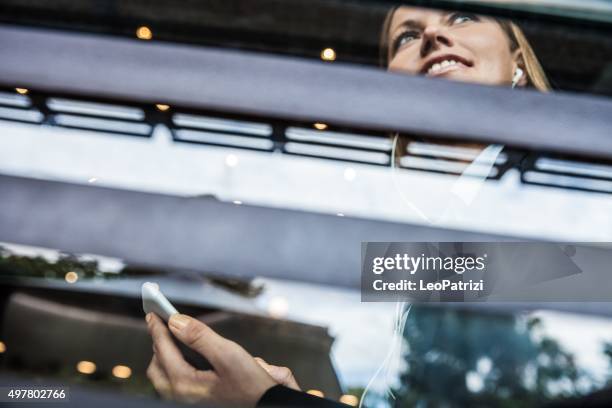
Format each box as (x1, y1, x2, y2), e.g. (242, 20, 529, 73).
(0, 0, 611, 95)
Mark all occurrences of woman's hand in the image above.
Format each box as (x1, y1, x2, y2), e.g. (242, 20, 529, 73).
(253, 357, 300, 391)
(145, 312, 300, 407)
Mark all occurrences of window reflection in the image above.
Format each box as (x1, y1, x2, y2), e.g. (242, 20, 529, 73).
(380, 305, 612, 407)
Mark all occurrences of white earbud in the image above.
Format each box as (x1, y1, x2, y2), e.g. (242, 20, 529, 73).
(512, 67, 524, 88)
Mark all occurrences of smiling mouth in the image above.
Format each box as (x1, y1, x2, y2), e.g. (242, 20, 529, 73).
(421, 56, 473, 77)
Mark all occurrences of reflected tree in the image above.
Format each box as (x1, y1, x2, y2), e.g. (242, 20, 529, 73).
(390, 306, 590, 408)
(0, 246, 108, 280)
(0, 246, 261, 297)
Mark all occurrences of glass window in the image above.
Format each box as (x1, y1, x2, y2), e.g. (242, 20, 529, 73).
(1, 1, 612, 407)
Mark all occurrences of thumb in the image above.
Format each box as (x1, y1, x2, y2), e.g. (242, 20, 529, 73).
(168, 313, 228, 370)
(254, 358, 301, 391)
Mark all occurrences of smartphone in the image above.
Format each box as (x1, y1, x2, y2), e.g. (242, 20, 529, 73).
(141, 282, 212, 370)
(142, 282, 179, 322)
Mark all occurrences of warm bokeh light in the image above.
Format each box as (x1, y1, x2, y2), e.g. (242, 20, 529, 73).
(0, 341, 6, 353)
(267, 296, 289, 318)
(76, 360, 96, 374)
(320, 48, 336, 61)
(313, 123, 328, 130)
(307, 389, 325, 398)
(339, 394, 359, 406)
(15, 88, 29, 95)
(112, 365, 132, 379)
(65, 271, 78, 283)
(156, 104, 170, 111)
(136, 26, 153, 40)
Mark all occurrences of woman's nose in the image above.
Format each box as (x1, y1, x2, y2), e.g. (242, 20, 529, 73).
(420, 26, 453, 57)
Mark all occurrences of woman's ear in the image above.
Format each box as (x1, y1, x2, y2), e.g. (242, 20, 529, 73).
(512, 49, 528, 87)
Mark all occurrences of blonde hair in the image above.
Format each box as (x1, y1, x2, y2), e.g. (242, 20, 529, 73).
(380, 7, 551, 92)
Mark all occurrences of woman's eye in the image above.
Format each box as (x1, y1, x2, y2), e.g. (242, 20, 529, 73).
(393, 31, 419, 53)
(450, 13, 478, 25)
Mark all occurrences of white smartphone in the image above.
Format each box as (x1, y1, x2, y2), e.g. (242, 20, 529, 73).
(141, 281, 212, 370)
(141, 282, 179, 321)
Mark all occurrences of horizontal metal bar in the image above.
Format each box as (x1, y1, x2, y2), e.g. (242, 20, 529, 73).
(387, 0, 612, 26)
(0, 25, 612, 160)
(0, 175, 511, 289)
(3, 175, 612, 318)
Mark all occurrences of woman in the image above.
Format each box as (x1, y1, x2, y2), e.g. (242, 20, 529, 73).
(145, 6, 550, 408)
(381, 6, 549, 90)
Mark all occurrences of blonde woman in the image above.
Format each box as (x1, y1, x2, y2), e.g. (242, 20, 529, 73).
(381, 6, 549, 90)
(145, 6, 550, 408)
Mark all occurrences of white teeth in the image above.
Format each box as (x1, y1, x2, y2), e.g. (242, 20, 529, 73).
(427, 59, 460, 74)
(431, 63, 441, 73)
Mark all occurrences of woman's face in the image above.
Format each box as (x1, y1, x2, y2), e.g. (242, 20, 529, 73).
(387, 7, 519, 86)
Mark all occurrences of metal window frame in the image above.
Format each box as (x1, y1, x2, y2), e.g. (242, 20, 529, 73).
(2, 24, 612, 316)
(2, 174, 612, 318)
(0, 24, 612, 161)
(0, 174, 511, 289)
